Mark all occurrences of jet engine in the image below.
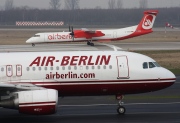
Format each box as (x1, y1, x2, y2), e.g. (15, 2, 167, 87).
(0, 89, 58, 115)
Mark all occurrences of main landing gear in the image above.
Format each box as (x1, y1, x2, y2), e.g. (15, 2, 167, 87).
(87, 40, 94, 46)
(116, 95, 126, 115)
(32, 43, 35, 47)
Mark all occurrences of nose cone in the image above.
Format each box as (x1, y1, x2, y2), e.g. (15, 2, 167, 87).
(26, 38, 32, 44)
(164, 68, 176, 81)
(161, 67, 176, 86)
(151, 68, 176, 92)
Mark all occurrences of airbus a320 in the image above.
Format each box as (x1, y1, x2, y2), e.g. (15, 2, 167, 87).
(0, 50, 175, 115)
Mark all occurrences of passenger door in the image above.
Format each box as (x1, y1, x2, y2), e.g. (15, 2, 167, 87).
(116, 56, 129, 79)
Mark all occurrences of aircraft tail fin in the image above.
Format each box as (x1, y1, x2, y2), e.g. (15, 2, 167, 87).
(136, 10, 158, 34)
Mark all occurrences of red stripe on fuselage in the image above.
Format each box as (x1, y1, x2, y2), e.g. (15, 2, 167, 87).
(13, 78, 175, 84)
(10, 78, 175, 96)
(19, 101, 56, 106)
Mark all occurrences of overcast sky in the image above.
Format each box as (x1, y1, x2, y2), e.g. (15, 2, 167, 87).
(0, 0, 180, 9)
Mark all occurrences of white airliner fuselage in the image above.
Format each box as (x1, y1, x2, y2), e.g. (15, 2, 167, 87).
(0, 51, 175, 115)
(0, 51, 175, 93)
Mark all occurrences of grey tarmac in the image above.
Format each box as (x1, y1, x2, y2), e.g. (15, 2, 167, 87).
(0, 42, 180, 52)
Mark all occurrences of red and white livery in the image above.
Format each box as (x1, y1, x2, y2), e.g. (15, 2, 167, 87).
(26, 10, 158, 46)
(0, 50, 175, 115)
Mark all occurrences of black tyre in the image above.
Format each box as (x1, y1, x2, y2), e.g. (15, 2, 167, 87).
(87, 41, 91, 45)
(117, 106, 126, 115)
(90, 43, 94, 46)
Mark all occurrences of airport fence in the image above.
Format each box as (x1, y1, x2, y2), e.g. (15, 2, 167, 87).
(16, 21, 64, 26)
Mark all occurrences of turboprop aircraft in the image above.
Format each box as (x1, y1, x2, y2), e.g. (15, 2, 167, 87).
(0, 50, 175, 115)
(26, 10, 158, 47)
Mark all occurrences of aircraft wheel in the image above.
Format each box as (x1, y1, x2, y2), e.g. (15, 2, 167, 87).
(90, 43, 94, 46)
(32, 43, 35, 47)
(87, 41, 91, 45)
(117, 106, 126, 115)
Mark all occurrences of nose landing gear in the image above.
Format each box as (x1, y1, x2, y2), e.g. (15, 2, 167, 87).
(116, 95, 126, 115)
(87, 40, 94, 46)
(32, 43, 35, 47)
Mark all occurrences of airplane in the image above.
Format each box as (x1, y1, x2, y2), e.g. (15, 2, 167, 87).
(0, 50, 176, 115)
(26, 10, 158, 47)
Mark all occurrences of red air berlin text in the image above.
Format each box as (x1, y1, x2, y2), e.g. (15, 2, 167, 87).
(29, 55, 111, 66)
(48, 34, 72, 40)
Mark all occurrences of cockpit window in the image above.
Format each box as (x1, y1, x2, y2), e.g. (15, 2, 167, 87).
(34, 35, 40, 37)
(149, 62, 156, 68)
(153, 62, 161, 67)
(143, 62, 161, 69)
(143, 62, 148, 69)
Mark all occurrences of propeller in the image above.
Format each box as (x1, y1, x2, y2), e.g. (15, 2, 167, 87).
(69, 25, 71, 32)
(69, 26, 74, 41)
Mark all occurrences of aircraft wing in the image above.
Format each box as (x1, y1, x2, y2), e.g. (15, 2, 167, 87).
(74, 29, 105, 39)
(0, 82, 45, 96)
(0, 83, 15, 88)
(81, 28, 96, 33)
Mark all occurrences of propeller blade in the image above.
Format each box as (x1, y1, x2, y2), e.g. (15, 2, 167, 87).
(69, 26, 74, 41)
(69, 25, 71, 32)
(71, 26, 73, 32)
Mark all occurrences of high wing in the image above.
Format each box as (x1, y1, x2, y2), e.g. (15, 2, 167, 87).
(81, 28, 96, 33)
(73, 28, 105, 39)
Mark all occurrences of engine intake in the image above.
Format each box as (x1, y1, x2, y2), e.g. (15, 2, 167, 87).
(0, 89, 58, 115)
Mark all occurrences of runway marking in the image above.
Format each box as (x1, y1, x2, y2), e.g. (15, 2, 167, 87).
(57, 112, 180, 117)
(100, 43, 123, 51)
(131, 48, 180, 50)
(128, 112, 180, 115)
(57, 112, 117, 117)
(59, 102, 180, 107)
(124, 102, 180, 105)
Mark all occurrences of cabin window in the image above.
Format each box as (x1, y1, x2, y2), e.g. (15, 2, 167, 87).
(86, 66, 89, 70)
(8, 67, 11, 71)
(34, 35, 40, 37)
(32, 67, 35, 71)
(56, 66, 59, 70)
(74, 66, 77, 70)
(92, 66, 94, 69)
(109, 65, 112, 69)
(143, 62, 148, 69)
(1, 67, 4, 72)
(38, 67, 41, 71)
(62, 66, 65, 70)
(50, 67, 53, 70)
(68, 66, 71, 70)
(26, 67, 29, 71)
(44, 67, 47, 70)
(149, 62, 156, 68)
(103, 65, 106, 69)
(98, 66, 100, 69)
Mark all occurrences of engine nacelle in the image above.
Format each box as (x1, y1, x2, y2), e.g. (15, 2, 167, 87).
(0, 89, 58, 115)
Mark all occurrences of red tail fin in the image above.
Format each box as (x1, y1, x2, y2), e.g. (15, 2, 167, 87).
(136, 10, 158, 33)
